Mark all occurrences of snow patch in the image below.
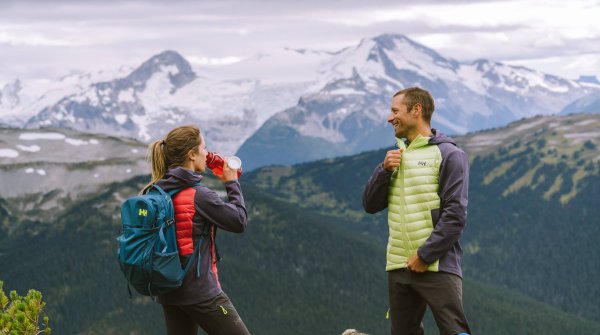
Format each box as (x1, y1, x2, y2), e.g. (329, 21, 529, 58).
(36, 169, 46, 175)
(131, 148, 139, 153)
(337, 108, 349, 116)
(160, 64, 180, 76)
(512, 118, 548, 132)
(457, 65, 486, 95)
(118, 88, 136, 103)
(297, 112, 346, 143)
(70, 87, 99, 105)
(466, 139, 503, 147)
(62, 138, 98, 146)
(433, 115, 467, 134)
(328, 88, 365, 95)
(125, 168, 132, 173)
(25, 168, 34, 173)
(0, 149, 19, 158)
(564, 132, 600, 139)
(115, 114, 128, 124)
(548, 122, 561, 128)
(65, 138, 90, 146)
(16, 144, 41, 152)
(494, 65, 571, 93)
(19, 132, 66, 140)
(382, 40, 457, 81)
(574, 119, 598, 127)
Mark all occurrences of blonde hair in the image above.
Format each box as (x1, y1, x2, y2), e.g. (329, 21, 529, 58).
(141, 125, 202, 194)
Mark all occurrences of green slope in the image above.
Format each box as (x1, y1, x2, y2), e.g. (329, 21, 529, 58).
(243, 114, 600, 322)
(1, 174, 599, 334)
(1, 114, 599, 333)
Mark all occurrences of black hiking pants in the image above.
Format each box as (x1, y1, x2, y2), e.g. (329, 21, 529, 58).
(161, 292, 250, 335)
(388, 269, 471, 335)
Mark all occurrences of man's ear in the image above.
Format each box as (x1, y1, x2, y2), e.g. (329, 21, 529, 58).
(411, 103, 423, 118)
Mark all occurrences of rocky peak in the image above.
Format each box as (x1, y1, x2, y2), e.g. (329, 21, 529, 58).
(0, 79, 22, 107)
(123, 50, 197, 91)
(577, 75, 600, 85)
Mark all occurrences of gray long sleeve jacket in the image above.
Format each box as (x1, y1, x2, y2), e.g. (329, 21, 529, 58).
(156, 167, 247, 305)
(362, 130, 469, 277)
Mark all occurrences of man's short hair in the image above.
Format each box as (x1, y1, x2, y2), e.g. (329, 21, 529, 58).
(394, 87, 435, 123)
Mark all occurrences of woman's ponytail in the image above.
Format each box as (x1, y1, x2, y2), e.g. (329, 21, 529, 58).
(140, 139, 168, 194)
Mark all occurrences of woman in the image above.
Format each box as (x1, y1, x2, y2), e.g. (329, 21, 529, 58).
(143, 125, 250, 335)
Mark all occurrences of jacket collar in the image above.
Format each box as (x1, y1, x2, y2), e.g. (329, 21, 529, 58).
(155, 166, 202, 192)
(396, 133, 431, 151)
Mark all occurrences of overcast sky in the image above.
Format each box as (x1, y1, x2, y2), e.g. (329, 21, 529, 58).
(1, 0, 599, 83)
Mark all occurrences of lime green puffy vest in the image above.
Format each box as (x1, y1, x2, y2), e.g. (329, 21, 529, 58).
(387, 135, 442, 272)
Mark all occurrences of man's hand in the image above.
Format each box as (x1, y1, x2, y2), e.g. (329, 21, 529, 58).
(383, 149, 404, 172)
(407, 255, 428, 273)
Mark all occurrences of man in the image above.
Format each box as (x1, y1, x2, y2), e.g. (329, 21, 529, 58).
(362, 87, 471, 335)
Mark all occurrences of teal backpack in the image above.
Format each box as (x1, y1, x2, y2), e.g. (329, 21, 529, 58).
(117, 184, 207, 297)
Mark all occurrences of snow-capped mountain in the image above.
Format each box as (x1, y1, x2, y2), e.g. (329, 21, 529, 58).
(0, 67, 133, 127)
(559, 76, 600, 115)
(561, 91, 600, 115)
(3, 34, 599, 164)
(236, 34, 600, 170)
(13, 50, 314, 154)
(0, 79, 21, 109)
(26, 51, 197, 142)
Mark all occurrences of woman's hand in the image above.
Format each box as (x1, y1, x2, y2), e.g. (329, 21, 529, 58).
(215, 157, 239, 182)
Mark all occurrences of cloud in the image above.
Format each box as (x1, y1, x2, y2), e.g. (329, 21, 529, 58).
(187, 56, 244, 66)
(507, 51, 600, 79)
(0, 29, 76, 46)
(0, 0, 598, 81)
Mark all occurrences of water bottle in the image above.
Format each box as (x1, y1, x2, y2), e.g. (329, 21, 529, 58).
(206, 152, 243, 178)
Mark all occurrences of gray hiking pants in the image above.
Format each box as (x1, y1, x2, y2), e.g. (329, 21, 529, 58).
(388, 269, 471, 335)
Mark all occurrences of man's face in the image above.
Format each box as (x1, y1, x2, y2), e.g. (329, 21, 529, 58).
(388, 94, 413, 138)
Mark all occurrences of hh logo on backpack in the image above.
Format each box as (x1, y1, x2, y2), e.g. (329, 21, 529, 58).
(116, 184, 207, 297)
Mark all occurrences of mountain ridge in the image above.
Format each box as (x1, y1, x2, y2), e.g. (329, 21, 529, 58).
(237, 34, 599, 170)
(2, 34, 599, 161)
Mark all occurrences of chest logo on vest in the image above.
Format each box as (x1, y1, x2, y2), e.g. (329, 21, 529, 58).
(418, 161, 428, 167)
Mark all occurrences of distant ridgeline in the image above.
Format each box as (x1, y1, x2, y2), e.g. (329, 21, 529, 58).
(0, 128, 147, 222)
(1, 113, 600, 334)
(3, 35, 599, 170)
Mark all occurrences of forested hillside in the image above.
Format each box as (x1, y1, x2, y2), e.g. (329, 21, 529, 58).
(244, 113, 600, 321)
(1, 114, 599, 333)
(2, 175, 599, 334)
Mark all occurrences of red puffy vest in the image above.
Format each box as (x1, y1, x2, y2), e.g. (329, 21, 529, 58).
(172, 188, 196, 256)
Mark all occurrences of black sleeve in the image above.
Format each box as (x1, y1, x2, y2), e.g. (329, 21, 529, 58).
(362, 164, 393, 214)
(194, 181, 248, 233)
(418, 149, 469, 264)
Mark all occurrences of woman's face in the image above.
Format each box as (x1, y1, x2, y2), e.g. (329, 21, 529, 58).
(192, 134, 208, 172)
